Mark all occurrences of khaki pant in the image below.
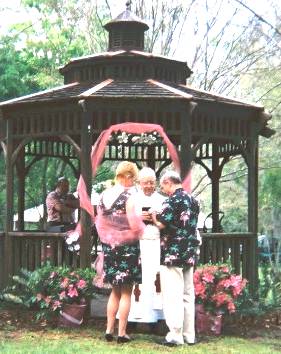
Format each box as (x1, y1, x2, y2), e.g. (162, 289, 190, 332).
(160, 265, 195, 344)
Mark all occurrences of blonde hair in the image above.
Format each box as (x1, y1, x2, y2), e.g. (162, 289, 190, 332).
(115, 161, 139, 180)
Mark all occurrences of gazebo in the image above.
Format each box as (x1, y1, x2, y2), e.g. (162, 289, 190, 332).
(0, 3, 274, 293)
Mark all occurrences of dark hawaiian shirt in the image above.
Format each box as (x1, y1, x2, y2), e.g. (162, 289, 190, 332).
(157, 188, 200, 268)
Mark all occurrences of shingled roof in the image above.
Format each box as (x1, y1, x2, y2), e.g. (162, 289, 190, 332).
(0, 78, 263, 109)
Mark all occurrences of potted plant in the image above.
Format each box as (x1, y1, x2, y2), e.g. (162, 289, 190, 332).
(193, 263, 247, 335)
(0, 262, 96, 327)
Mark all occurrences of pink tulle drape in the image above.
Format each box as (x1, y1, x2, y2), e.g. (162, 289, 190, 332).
(77, 122, 191, 220)
(95, 199, 145, 247)
(69, 122, 192, 247)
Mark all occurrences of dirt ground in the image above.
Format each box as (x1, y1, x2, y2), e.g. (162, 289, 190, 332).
(0, 306, 281, 340)
(222, 309, 281, 339)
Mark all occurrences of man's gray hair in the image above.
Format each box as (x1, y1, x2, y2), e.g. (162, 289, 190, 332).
(138, 167, 156, 180)
(160, 170, 182, 184)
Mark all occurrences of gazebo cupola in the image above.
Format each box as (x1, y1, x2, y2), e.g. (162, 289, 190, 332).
(104, 1, 149, 51)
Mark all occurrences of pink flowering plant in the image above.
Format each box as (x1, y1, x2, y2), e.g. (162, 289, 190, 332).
(194, 263, 248, 315)
(33, 265, 96, 320)
(1, 262, 96, 321)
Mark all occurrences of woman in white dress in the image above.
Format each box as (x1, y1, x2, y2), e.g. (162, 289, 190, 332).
(128, 167, 165, 324)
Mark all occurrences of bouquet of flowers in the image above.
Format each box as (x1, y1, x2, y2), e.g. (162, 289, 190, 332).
(194, 263, 247, 315)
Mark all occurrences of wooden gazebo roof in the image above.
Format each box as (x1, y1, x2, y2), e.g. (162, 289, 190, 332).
(0, 74, 267, 107)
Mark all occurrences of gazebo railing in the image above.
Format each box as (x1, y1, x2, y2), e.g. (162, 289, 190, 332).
(0, 231, 258, 292)
(200, 232, 257, 291)
(8, 232, 80, 277)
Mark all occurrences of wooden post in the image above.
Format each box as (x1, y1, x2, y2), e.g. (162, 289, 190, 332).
(79, 100, 92, 268)
(180, 102, 197, 179)
(16, 147, 25, 231)
(147, 145, 156, 170)
(4, 119, 14, 285)
(212, 143, 220, 232)
(247, 138, 259, 295)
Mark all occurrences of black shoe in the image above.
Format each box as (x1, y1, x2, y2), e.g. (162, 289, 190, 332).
(158, 340, 180, 347)
(117, 335, 131, 344)
(105, 333, 114, 342)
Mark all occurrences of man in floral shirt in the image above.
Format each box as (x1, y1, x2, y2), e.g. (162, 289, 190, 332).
(151, 170, 200, 346)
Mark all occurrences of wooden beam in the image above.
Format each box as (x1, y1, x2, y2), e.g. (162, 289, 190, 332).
(247, 137, 259, 296)
(211, 143, 220, 232)
(4, 119, 14, 285)
(16, 147, 25, 231)
(180, 102, 197, 178)
(0, 142, 7, 159)
(11, 137, 31, 166)
(78, 100, 92, 268)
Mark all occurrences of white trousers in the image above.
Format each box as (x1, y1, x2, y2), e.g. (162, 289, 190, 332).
(160, 265, 195, 344)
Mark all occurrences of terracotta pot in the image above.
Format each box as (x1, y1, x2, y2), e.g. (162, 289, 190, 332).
(58, 303, 87, 328)
(195, 304, 223, 335)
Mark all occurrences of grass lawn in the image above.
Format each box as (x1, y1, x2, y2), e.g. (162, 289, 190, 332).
(1, 326, 281, 354)
(0, 305, 280, 354)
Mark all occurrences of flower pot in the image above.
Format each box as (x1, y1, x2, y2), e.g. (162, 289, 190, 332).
(58, 303, 87, 328)
(195, 305, 223, 336)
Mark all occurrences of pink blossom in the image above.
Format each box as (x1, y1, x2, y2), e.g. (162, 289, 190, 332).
(60, 277, 69, 288)
(227, 301, 236, 313)
(202, 272, 214, 283)
(67, 285, 79, 298)
(212, 292, 228, 307)
(217, 278, 231, 289)
(59, 291, 66, 299)
(232, 278, 247, 297)
(194, 283, 206, 299)
(49, 271, 57, 279)
(52, 300, 62, 311)
(219, 266, 230, 273)
(77, 279, 86, 289)
(230, 275, 242, 287)
(193, 271, 200, 283)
